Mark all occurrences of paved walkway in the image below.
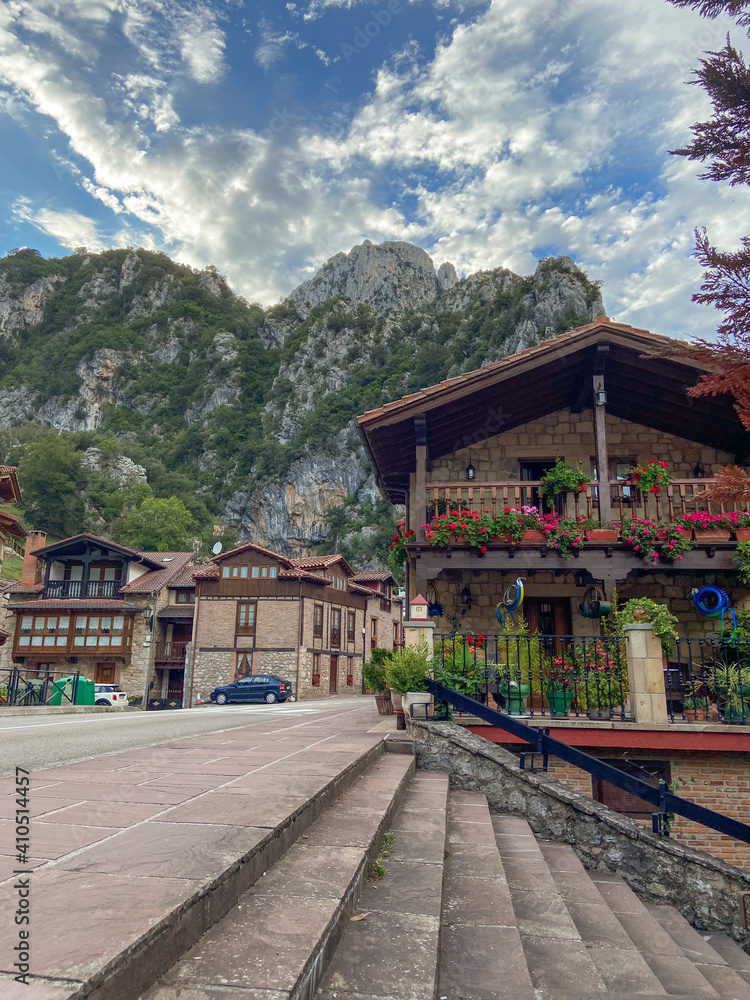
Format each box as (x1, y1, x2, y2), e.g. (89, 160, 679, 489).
(0, 700, 388, 1000)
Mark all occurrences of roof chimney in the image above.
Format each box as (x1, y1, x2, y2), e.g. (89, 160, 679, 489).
(20, 531, 47, 586)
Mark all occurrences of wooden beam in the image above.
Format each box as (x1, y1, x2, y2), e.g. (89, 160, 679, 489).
(415, 415, 428, 542)
(593, 372, 611, 521)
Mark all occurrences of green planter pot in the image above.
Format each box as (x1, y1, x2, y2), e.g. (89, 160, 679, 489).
(723, 702, 750, 723)
(547, 690, 573, 717)
(506, 682, 531, 716)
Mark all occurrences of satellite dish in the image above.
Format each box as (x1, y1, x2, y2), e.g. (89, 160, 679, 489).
(212, 541, 223, 555)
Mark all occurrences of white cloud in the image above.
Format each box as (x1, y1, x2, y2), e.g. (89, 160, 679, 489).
(1, 0, 749, 340)
(12, 198, 106, 251)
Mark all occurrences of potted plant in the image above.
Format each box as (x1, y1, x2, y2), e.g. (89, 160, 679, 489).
(683, 697, 708, 722)
(541, 457, 590, 501)
(384, 642, 433, 717)
(583, 519, 620, 542)
(492, 507, 524, 546)
(734, 540, 750, 586)
(627, 459, 672, 494)
(541, 514, 586, 559)
(363, 651, 394, 715)
(615, 596, 679, 656)
(545, 670, 574, 716)
(706, 660, 750, 721)
(728, 510, 750, 541)
(678, 511, 732, 542)
(389, 525, 414, 565)
(516, 505, 546, 543)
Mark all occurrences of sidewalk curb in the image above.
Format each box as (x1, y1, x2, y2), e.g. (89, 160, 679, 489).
(0, 705, 138, 718)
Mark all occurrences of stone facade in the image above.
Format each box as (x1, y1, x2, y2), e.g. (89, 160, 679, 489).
(409, 719, 750, 948)
(422, 408, 734, 491)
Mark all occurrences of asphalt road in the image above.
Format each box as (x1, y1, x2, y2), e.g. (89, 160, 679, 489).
(0, 697, 367, 777)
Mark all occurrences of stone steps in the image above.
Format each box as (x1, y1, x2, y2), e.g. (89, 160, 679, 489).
(135, 776, 750, 1000)
(140, 751, 415, 1000)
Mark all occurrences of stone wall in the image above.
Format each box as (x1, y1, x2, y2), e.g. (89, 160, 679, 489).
(544, 751, 750, 869)
(426, 565, 750, 640)
(423, 407, 734, 491)
(409, 718, 750, 948)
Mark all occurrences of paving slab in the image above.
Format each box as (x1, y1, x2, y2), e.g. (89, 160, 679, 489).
(0, 702, 387, 1000)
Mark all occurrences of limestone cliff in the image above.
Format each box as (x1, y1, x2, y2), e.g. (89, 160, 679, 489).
(0, 242, 604, 565)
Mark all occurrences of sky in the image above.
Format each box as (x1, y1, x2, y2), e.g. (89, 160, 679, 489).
(1, 0, 749, 339)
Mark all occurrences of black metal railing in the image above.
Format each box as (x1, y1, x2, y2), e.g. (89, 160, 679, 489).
(426, 679, 750, 846)
(434, 633, 628, 721)
(330, 627, 341, 647)
(669, 635, 750, 724)
(0, 667, 81, 707)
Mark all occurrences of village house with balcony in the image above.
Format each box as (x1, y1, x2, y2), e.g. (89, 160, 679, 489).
(189, 544, 402, 702)
(0, 465, 27, 653)
(357, 315, 750, 867)
(3, 531, 194, 703)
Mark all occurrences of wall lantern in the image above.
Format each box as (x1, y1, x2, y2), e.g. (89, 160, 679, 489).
(574, 569, 590, 588)
(465, 457, 476, 481)
(143, 604, 154, 623)
(460, 585, 473, 612)
(595, 388, 608, 406)
(693, 461, 706, 478)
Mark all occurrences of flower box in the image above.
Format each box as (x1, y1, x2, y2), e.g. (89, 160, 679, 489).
(493, 533, 518, 544)
(521, 529, 546, 543)
(587, 529, 619, 542)
(692, 529, 731, 542)
(735, 528, 750, 541)
(655, 529, 669, 542)
(452, 533, 467, 544)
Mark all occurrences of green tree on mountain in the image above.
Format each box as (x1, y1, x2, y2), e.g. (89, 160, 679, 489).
(17, 434, 87, 537)
(119, 496, 197, 551)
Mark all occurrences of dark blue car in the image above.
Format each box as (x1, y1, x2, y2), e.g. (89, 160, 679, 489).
(210, 675, 293, 705)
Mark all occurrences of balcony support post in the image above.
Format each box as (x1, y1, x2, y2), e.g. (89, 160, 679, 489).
(414, 415, 430, 604)
(593, 373, 612, 522)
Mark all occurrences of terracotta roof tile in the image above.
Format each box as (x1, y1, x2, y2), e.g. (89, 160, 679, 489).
(157, 604, 195, 619)
(212, 542, 295, 567)
(278, 569, 331, 584)
(291, 554, 355, 576)
(8, 598, 143, 612)
(169, 567, 197, 588)
(6, 582, 44, 594)
(351, 571, 398, 583)
(193, 566, 220, 579)
(119, 552, 194, 593)
(0, 511, 28, 539)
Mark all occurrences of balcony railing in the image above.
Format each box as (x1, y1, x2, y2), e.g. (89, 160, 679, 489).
(45, 580, 122, 600)
(433, 632, 750, 725)
(425, 478, 734, 524)
(153, 641, 188, 664)
(330, 627, 341, 647)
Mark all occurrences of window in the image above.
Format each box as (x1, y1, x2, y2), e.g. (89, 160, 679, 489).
(312, 652, 321, 685)
(236, 651, 253, 678)
(176, 591, 195, 604)
(251, 565, 278, 578)
(347, 611, 356, 643)
(370, 617, 378, 649)
(346, 659, 354, 686)
(222, 566, 230, 578)
(222, 563, 278, 579)
(331, 608, 341, 647)
(18, 615, 70, 649)
(393, 621, 400, 646)
(236, 602, 256, 635)
(330, 576, 346, 591)
(51, 614, 130, 651)
(313, 604, 323, 638)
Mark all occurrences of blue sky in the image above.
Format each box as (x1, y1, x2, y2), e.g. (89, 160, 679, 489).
(1, 0, 749, 338)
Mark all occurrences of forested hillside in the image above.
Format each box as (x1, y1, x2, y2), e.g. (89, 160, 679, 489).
(0, 241, 604, 566)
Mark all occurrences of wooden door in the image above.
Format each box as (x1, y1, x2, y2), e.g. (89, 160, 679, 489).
(329, 655, 339, 694)
(95, 663, 115, 684)
(525, 599, 571, 638)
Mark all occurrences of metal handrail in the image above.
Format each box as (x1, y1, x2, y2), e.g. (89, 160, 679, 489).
(427, 680, 750, 846)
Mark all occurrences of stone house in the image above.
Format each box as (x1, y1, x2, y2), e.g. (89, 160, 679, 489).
(3, 531, 194, 704)
(358, 315, 750, 638)
(189, 544, 403, 703)
(0, 465, 26, 654)
(357, 315, 750, 867)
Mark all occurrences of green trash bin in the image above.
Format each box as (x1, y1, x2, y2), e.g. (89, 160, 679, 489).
(48, 675, 95, 706)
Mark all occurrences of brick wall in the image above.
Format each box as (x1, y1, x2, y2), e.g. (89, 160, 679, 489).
(541, 749, 750, 869)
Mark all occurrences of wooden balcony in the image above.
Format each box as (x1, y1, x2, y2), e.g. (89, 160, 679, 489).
(425, 478, 735, 524)
(44, 580, 122, 600)
(330, 627, 341, 648)
(153, 641, 188, 664)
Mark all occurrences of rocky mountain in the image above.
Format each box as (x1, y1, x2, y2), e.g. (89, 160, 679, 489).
(0, 242, 604, 566)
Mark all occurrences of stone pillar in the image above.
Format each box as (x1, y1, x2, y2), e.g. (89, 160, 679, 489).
(403, 620, 435, 659)
(624, 623, 668, 724)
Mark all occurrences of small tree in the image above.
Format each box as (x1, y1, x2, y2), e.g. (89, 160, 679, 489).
(119, 495, 197, 551)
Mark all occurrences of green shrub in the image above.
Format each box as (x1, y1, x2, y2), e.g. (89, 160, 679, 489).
(384, 643, 431, 694)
